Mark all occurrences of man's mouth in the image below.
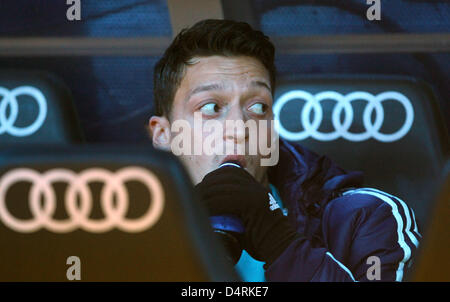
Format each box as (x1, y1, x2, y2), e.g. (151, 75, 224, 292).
(221, 155, 247, 168)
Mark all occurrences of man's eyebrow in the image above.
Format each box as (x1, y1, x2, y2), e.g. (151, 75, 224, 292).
(186, 83, 225, 101)
(250, 80, 272, 93)
(185, 80, 271, 102)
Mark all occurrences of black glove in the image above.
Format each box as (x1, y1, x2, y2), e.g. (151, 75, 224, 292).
(194, 165, 300, 265)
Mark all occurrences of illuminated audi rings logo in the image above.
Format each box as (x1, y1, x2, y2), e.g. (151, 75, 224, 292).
(0, 167, 165, 233)
(0, 86, 47, 137)
(273, 90, 414, 142)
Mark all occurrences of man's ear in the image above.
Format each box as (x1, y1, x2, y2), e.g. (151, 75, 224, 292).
(148, 116, 171, 151)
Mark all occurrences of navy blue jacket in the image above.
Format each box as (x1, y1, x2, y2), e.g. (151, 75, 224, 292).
(265, 139, 421, 281)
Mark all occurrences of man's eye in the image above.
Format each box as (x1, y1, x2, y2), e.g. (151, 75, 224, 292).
(248, 102, 267, 115)
(199, 102, 220, 115)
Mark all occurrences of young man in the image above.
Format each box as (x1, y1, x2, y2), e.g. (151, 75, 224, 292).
(148, 19, 420, 281)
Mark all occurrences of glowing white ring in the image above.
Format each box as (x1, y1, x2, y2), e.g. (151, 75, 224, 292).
(0, 86, 47, 137)
(273, 90, 414, 142)
(0, 167, 165, 233)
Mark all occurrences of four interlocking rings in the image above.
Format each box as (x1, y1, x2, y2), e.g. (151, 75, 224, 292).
(0, 86, 47, 137)
(0, 167, 165, 233)
(273, 90, 414, 142)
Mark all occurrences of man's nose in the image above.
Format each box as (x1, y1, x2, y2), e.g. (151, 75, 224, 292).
(223, 105, 248, 144)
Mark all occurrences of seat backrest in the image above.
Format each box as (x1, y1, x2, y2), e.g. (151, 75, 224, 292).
(408, 162, 450, 281)
(0, 70, 84, 145)
(273, 75, 449, 227)
(0, 145, 238, 281)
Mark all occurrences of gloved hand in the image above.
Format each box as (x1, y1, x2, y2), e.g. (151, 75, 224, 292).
(194, 165, 300, 265)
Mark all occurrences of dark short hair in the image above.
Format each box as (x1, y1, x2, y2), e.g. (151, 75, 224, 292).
(153, 19, 276, 119)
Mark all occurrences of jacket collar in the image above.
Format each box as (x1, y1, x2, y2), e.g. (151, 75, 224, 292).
(268, 138, 364, 215)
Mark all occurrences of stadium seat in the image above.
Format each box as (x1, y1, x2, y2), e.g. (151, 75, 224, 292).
(0, 145, 238, 281)
(273, 75, 449, 228)
(408, 161, 450, 281)
(0, 70, 84, 145)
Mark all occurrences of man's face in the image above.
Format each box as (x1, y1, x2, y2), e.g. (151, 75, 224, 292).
(150, 55, 275, 186)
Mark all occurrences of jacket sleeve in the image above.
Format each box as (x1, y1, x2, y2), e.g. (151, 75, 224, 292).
(264, 188, 421, 282)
